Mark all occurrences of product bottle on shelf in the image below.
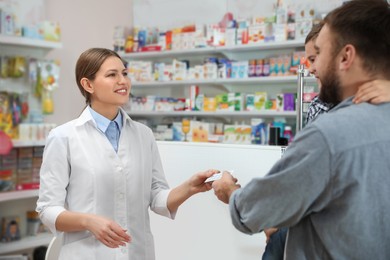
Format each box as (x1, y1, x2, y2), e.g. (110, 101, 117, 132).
(283, 125, 294, 144)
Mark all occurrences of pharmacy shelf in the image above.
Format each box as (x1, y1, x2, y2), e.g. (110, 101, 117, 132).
(12, 140, 46, 148)
(132, 76, 298, 88)
(218, 39, 305, 52)
(126, 110, 296, 118)
(0, 35, 62, 49)
(0, 190, 39, 203)
(122, 39, 305, 60)
(123, 46, 217, 59)
(0, 33, 60, 257)
(0, 233, 53, 255)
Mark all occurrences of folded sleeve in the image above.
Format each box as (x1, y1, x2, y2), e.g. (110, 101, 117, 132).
(36, 129, 70, 235)
(148, 134, 175, 219)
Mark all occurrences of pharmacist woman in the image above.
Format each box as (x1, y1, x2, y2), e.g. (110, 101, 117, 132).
(36, 48, 218, 260)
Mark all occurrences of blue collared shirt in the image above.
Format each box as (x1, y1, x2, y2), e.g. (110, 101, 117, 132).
(88, 106, 122, 152)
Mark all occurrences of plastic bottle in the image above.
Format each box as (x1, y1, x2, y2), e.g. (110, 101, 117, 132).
(255, 59, 264, 77)
(263, 58, 270, 76)
(249, 60, 256, 77)
(283, 125, 294, 144)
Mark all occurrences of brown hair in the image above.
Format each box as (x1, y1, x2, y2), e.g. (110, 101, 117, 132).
(75, 48, 124, 104)
(305, 22, 324, 44)
(324, 0, 390, 78)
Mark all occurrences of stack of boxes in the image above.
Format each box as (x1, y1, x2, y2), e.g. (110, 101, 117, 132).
(0, 146, 44, 192)
(0, 149, 17, 192)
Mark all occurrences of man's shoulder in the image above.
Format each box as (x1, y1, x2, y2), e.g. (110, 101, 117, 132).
(310, 101, 390, 150)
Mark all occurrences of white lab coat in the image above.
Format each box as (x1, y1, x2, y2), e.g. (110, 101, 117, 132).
(36, 107, 173, 260)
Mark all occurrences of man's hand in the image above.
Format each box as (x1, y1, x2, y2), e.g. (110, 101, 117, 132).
(211, 171, 241, 204)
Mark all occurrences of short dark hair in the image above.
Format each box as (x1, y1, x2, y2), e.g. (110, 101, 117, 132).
(75, 48, 124, 105)
(324, 0, 390, 79)
(305, 22, 324, 44)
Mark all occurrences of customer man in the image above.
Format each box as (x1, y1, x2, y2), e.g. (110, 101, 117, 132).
(212, 0, 390, 259)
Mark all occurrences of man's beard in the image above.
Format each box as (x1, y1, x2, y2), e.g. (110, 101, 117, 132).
(318, 64, 342, 106)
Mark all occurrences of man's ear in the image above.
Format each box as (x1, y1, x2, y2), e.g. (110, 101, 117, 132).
(80, 78, 94, 94)
(339, 44, 356, 71)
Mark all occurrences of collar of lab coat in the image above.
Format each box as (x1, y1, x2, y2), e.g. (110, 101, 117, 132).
(75, 106, 133, 130)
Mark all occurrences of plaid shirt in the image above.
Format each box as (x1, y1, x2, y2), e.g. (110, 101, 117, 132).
(305, 95, 334, 125)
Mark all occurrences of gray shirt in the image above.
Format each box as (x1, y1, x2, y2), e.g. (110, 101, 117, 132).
(230, 98, 390, 259)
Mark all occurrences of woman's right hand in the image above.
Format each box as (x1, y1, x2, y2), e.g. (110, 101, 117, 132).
(85, 214, 131, 248)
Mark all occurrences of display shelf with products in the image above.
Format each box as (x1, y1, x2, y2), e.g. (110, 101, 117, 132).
(124, 41, 304, 92)
(131, 75, 298, 88)
(119, 0, 324, 145)
(11, 140, 46, 148)
(0, 193, 52, 256)
(0, 190, 39, 203)
(0, 154, 47, 255)
(0, 36, 62, 61)
(0, 40, 61, 140)
(0, 30, 61, 256)
(0, 233, 52, 255)
(123, 38, 304, 145)
(123, 39, 304, 60)
(0, 35, 62, 49)
(126, 110, 296, 118)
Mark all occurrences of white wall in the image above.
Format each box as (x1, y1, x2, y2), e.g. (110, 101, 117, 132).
(43, 0, 134, 125)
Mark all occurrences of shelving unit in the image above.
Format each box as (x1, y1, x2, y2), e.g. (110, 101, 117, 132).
(131, 75, 298, 88)
(126, 110, 296, 118)
(123, 39, 305, 129)
(11, 140, 46, 148)
(0, 35, 62, 59)
(0, 35, 62, 49)
(0, 35, 60, 256)
(123, 39, 304, 60)
(0, 190, 39, 203)
(0, 233, 53, 255)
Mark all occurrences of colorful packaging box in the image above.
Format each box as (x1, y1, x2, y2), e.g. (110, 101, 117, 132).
(251, 118, 268, 145)
(283, 93, 296, 111)
(245, 94, 255, 111)
(254, 92, 267, 110)
(203, 97, 216, 112)
(191, 121, 210, 142)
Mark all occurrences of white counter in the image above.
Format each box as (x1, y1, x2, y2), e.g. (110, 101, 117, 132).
(151, 141, 284, 260)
